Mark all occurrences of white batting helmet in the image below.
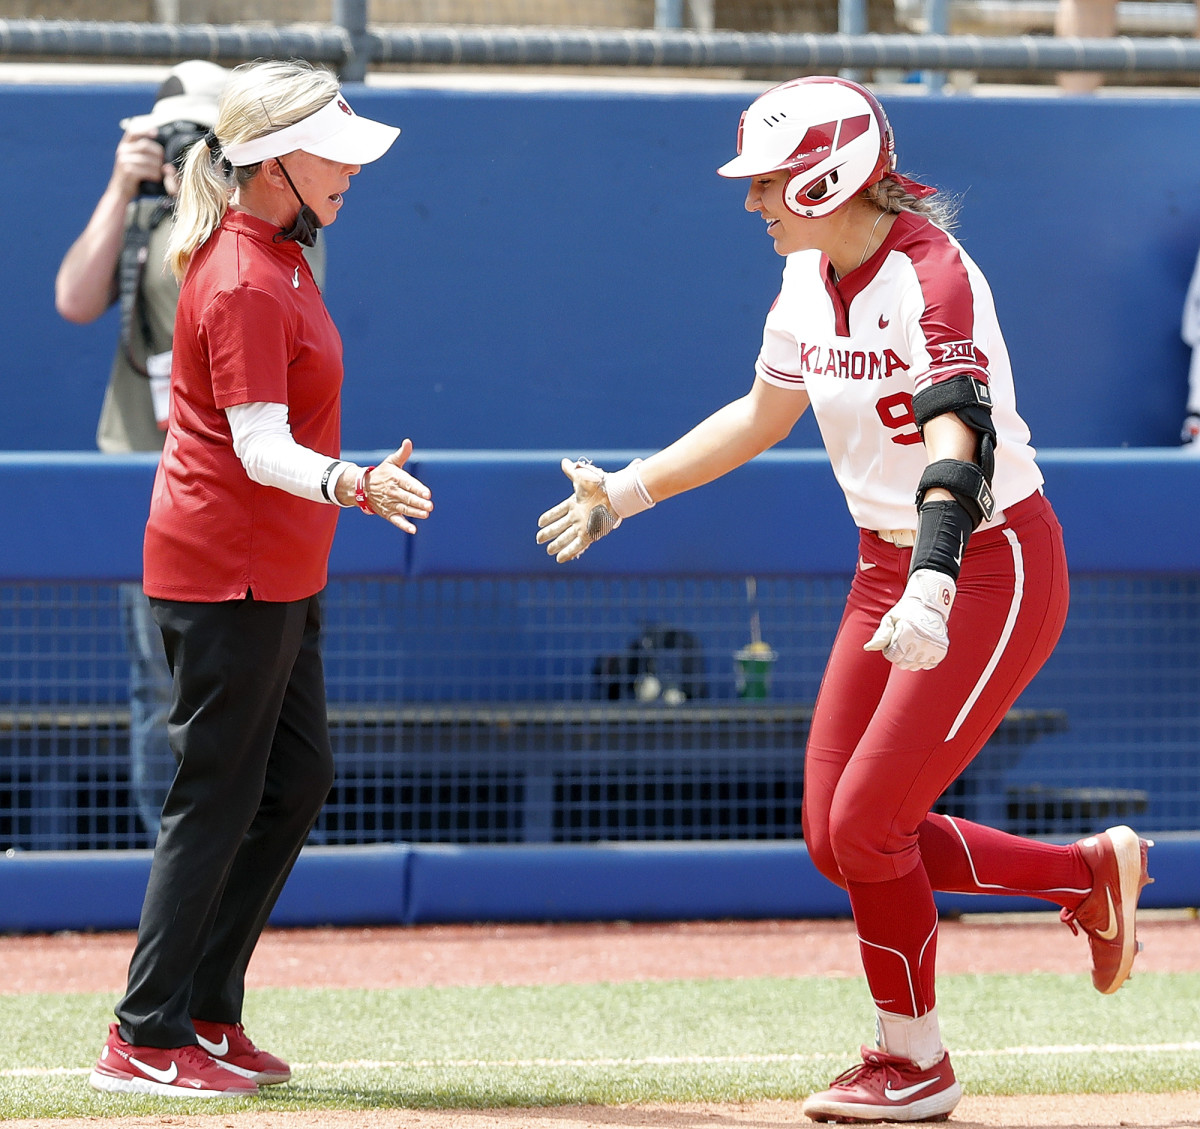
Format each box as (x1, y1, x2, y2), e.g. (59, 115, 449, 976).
(717, 76, 901, 218)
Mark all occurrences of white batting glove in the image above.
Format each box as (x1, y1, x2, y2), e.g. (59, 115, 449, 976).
(536, 458, 621, 562)
(864, 568, 956, 671)
(536, 457, 655, 563)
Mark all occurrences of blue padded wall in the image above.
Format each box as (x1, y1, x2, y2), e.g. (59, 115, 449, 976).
(7, 81, 1200, 454)
(2, 835, 1197, 932)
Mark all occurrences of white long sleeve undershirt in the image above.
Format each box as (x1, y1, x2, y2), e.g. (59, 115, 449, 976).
(226, 401, 356, 505)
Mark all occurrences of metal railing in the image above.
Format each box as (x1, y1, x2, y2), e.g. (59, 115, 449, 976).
(916, 0, 1198, 35)
(3, 6, 1200, 85)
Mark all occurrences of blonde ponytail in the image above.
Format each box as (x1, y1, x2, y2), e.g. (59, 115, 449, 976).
(167, 137, 232, 280)
(865, 174, 960, 233)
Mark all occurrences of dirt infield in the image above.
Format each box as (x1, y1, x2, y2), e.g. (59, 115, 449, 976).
(5, 913, 1199, 994)
(3, 1095, 1200, 1129)
(3, 912, 1198, 1128)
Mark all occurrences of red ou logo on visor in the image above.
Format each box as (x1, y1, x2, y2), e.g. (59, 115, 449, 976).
(337, 99, 352, 115)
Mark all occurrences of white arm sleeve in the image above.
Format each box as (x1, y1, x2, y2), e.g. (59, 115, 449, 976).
(226, 401, 356, 505)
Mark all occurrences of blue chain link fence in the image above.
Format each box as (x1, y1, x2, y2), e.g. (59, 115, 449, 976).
(2, 572, 1195, 853)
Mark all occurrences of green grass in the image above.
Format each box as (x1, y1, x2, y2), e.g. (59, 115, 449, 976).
(2, 973, 1198, 1118)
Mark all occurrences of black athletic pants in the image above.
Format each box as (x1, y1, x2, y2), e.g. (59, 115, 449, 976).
(116, 592, 335, 1048)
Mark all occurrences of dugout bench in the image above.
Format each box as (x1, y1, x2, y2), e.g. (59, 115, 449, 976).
(318, 701, 1097, 845)
(0, 700, 1092, 852)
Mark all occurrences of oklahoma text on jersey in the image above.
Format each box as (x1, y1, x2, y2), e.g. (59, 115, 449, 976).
(753, 209, 1043, 533)
(788, 343, 910, 381)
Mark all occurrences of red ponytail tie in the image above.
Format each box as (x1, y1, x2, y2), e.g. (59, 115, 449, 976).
(889, 172, 939, 199)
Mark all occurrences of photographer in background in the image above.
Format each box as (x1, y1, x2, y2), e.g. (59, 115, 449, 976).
(57, 60, 232, 452)
(54, 61, 325, 834)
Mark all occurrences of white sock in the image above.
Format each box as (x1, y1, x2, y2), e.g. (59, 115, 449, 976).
(875, 1006, 945, 1070)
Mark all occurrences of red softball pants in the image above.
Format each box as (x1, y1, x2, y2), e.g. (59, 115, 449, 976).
(802, 491, 1091, 1018)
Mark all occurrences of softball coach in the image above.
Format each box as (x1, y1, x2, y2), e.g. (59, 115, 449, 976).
(89, 58, 431, 1098)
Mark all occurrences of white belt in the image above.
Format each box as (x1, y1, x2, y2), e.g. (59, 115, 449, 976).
(874, 528, 916, 547)
(874, 505, 1009, 549)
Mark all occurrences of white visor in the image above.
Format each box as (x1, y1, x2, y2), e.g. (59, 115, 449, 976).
(221, 94, 399, 168)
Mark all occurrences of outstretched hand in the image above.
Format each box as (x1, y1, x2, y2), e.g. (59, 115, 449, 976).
(535, 458, 620, 563)
(362, 439, 433, 533)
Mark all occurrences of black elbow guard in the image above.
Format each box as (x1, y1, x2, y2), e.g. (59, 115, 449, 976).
(916, 458, 996, 528)
(912, 374, 997, 482)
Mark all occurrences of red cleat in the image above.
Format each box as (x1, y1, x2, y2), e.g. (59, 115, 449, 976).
(1061, 825, 1153, 994)
(88, 1023, 259, 1097)
(192, 1019, 292, 1085)
(802, 1046, 961, 1123)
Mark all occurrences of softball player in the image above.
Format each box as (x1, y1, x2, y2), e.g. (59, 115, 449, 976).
(537, 77, 1152, 1123)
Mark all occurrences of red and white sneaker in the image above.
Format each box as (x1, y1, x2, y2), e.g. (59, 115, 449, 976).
(1060, 825, 1154, 994)
(89, 1023, 259, 1097)
(192, 1019, 292, 1085)
(802, 1046, 961, 1123)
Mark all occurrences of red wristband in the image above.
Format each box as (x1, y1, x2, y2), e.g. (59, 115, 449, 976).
(354, 465, 376, 514)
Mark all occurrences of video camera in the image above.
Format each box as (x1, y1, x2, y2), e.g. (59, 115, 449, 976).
(138, 119, 209, 197)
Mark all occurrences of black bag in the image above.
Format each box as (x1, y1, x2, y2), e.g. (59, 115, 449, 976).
(592, 625, 708, 701)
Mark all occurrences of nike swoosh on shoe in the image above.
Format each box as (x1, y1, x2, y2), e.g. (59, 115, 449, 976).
(196, 1033, 230, 1057)
(128, 1056, 178, 1084)
(1095, 888, 1120, 941)
(884, 1078, 940, 1101)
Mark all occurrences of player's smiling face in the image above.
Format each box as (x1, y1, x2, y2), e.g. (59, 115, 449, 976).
(744, 170, 821, 256)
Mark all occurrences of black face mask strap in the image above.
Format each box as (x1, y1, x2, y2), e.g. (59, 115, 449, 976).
(272, 157, 322, 247)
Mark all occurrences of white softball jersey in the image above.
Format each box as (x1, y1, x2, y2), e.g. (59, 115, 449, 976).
(755, 209, 1044, 533)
